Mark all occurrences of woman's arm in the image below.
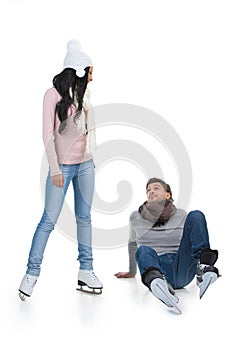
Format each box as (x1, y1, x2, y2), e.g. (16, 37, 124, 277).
(42, 88, 63, 181)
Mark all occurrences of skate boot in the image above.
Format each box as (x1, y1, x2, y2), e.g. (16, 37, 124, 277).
(196, 248, 220, 299)
(77, 270, 103, 295)
(142, 267, 181, 314)
(18, 274, 38, 301)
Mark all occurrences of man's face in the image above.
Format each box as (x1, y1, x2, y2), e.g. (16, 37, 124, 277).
(146, 182, 171, 203)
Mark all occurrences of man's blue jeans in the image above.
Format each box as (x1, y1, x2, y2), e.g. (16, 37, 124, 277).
(26, 159, 95, 277)
(135, 210, 210, 289)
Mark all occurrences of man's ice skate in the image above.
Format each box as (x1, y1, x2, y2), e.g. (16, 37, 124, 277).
(196, 248, 220, 299)
(18, 274, 38, 301)
(77, 270, 103, 295)
(150, 278, 182, 314)
(142, 267, 181, 314)
(196, 263, 219, 299)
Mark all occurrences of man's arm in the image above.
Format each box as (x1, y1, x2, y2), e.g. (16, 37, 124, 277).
(115, 216, 138, 278)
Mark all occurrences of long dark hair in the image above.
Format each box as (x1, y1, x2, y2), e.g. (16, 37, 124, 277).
(53, 67, 89, 133)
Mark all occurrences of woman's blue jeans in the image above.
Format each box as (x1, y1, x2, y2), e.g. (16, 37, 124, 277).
(135, 210, 210, 289)
(26, 159, 95, 277)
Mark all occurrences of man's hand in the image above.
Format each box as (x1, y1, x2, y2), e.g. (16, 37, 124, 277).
(52, 174, 64, 187)
(114, 272, 136, 278)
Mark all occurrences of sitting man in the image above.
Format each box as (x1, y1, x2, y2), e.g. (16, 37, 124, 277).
(115, 177, 220, 314)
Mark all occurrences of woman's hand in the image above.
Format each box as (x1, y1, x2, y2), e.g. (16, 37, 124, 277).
(51, 174, 64, 187)
(114, 272, 136, 278)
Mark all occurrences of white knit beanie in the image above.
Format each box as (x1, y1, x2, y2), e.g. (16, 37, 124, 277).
(63, 40, 92, 78)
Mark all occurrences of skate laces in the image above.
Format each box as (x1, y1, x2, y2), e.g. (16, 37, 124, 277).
(197, 263, 207, 275)
(86, 271, 99, 281)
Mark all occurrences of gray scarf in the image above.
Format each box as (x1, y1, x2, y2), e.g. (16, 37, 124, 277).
(139, 199, 176, 226)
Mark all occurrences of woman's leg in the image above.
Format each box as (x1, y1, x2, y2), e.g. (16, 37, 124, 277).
(73, 160, 95, 270)
(26, 167, 73, 276)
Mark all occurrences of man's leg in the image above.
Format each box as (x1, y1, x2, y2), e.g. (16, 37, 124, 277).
(173, 210, 219, 294)
(136, 246, 181, 313)
(135, 245, 161, 278)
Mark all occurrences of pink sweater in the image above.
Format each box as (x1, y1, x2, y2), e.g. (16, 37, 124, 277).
(43, 87, 92, 176)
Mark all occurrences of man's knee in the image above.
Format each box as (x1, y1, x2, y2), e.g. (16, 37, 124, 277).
(187, 210, 206, 223)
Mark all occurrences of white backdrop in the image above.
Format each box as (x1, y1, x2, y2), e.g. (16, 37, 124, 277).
(1, 0, 232, 349)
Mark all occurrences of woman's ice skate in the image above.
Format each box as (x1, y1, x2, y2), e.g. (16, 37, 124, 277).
(77, 270, 103, 295)
(18, 274, 38, 301)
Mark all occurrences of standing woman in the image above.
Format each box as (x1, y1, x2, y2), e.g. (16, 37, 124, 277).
(18, 40, 103, 300)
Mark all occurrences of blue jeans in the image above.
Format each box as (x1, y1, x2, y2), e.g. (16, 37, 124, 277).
(26, 159, 95, 277)
(135, 210, 210, 289)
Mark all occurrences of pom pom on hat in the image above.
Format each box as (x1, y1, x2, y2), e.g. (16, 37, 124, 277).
(67, 40, 82, 52)
(63, 39, 92, 78)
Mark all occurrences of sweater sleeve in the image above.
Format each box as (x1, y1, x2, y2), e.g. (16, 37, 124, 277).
(128, 241, 137, 275)
(128, 214, 138, 275)
(42, 89, 61, 177)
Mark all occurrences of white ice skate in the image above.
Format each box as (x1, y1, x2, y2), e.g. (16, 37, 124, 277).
(77, 270, 103, 295)
(150, 278, 182, 314)
(18, 274, 38, 301)
(196, 263, 219, 299)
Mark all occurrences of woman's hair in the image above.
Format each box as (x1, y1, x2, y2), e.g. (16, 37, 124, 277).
(53, 67, 89, 134)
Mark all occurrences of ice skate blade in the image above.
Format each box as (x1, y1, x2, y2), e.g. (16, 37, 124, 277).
(18, 291, 27, 301)
(152, 280, 182, 314)
(76, 286, 103, 295)
(199, 272, 217, 299)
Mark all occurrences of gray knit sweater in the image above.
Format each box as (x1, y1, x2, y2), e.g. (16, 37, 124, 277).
(128, 209, 187, 274)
